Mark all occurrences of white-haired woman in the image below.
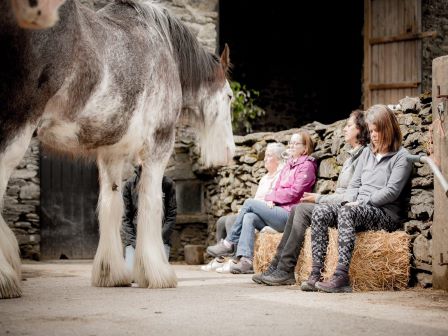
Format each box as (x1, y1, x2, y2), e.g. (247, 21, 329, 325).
(201, 142, 285, 271)
(207, 131, 317, 274)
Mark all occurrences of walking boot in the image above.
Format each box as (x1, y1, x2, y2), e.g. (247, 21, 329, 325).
(315, 264, 352, 293)
(260, 269, 296, 286)
(300, 263, 323, 292)
(252, 263, 276, 284)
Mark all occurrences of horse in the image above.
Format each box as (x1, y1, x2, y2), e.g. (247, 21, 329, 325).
(0, 0, 235, 299)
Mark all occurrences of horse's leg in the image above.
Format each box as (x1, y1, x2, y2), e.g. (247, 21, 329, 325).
(134, 136, 177, 288)
(91, 155, 130, 287)
(0, 124, 35, 299)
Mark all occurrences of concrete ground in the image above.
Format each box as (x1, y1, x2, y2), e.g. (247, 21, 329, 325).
(0, 261, 447, 336)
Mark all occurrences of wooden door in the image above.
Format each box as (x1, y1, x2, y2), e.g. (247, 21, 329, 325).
(40, 151, 99, 259)
(363, 0, 433, 107)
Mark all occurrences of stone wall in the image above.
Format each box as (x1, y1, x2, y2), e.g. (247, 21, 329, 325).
(422, 0, 448, 92)
(3, 138, 40, 260)
(205, 96, 434, 287)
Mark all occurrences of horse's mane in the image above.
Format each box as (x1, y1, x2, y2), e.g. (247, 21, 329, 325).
(119, 0, 224, 93)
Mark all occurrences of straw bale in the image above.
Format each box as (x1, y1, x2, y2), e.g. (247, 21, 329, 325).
(253, 232, 282, 273)
(253, 228, 411, 291)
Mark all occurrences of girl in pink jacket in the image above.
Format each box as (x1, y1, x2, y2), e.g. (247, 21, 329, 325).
(207, 131, 317, 274)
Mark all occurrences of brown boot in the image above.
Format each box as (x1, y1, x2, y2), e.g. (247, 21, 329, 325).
(315, 264, 352, 293)
(300, 263, 323, 292)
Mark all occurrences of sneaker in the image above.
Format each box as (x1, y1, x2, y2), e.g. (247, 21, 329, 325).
(216, 259, 237, 274)
(200, 257, 225, 272)
(252, 264, 276, 284)
(300, 272, 321, 292)
(261, 269, 296, 286)
(206, 239, 235, 257)
(230, 258, 254, 274)
(315, 272, 352, 293)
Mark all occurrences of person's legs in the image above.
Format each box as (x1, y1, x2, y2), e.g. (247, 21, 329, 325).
(316, 204, 394, 293)
(301, 204, 340, 291)
(207, 199, 260, 257)
(215, 215, 229, 242)
(125, 245, 135, 274)
(225, 199, 263, 244)
(224, 214, 238, 237)
(261, 203, 315, 286)
(310, 204, 341, 266)
(277, 203, 315, 272)
(164, 244, 171, 260)
(252, 205, 298, 284)
(236, 199, 289, 232)
(337, 205, 394, 267)
(235, 213, 264, 259)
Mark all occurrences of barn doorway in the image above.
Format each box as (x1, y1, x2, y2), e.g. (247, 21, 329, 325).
(219, 0, 364, 132)
(40, 151, 99, 260)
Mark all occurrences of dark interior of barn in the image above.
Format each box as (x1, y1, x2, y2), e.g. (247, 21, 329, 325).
(219, 0, 365, 133)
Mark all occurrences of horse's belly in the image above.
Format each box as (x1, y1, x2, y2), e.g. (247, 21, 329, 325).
(37, 117, 82, 152)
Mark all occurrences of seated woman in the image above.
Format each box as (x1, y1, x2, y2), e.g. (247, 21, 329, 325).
(207, 131, 317, 274)
(201, 142, 285, 271)
(304, 104, 413, 293)
(254, 109, 369, 286)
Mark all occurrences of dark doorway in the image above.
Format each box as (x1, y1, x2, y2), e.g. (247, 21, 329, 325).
(40, 151, 99, 259)
(219, 0, 364, 132)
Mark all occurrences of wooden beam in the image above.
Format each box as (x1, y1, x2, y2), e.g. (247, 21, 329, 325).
(363, 0, 371, 109)
(369, 82, 420, 90)
(369, 31, 437, 45)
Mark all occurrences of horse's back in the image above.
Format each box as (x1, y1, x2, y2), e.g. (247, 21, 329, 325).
(37, 0, 181, 155)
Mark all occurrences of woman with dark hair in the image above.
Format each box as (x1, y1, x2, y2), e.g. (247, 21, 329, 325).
(207, 131, 317, 274)
(304, 104, 412, 293)
(253, 110, 370, 286)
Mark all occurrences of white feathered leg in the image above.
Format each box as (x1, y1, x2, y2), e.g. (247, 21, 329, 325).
(91, 155, 130, 287)
(134, 145, 177, 288)
(0, 124, 35, 299)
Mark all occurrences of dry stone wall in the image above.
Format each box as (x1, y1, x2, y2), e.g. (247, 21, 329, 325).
(3, 138, 40, 260)
(204, 96, 434, 287)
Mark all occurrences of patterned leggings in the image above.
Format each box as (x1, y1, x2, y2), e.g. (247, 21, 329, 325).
(311, 204, 395, 267)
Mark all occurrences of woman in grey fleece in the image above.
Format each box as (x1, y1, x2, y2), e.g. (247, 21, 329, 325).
(305, 104, 413, 293)
(253, 110, 370, 286)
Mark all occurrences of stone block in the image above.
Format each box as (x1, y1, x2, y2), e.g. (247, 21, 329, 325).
(184, 245, 205, 265)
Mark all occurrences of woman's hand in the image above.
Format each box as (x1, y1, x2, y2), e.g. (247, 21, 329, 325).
(265, 201, 275, 209)
(344, 201, 359, 207)
(301, 192, 319, 203)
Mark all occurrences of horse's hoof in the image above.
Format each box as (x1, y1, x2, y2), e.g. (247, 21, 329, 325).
(91, 259, 131, 287)
(0, 271, 22, 299)
(134, 260, 178, 289)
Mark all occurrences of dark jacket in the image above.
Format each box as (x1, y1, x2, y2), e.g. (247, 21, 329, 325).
(122, 167, 177, 247)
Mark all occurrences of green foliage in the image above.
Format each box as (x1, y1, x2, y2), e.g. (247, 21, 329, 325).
(230, 81, 265, 134)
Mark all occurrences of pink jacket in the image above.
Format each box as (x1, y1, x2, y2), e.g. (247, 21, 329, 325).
(265, 155, 317, 212)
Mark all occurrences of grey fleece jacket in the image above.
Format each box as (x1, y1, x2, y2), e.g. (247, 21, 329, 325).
(343, 145, 413, 223)
(316, 145, 365, 204)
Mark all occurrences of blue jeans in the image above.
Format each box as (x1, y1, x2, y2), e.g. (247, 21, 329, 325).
(226, 199, 289, 258)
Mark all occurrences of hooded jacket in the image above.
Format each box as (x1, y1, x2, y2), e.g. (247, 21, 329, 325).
(122, 167, 177, 247)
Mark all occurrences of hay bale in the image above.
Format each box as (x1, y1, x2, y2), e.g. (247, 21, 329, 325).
(253, 228, 411, 291)
(253, 232, 283, 273)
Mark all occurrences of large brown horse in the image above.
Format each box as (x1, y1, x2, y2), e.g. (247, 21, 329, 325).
(0, 0, 235, 298)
